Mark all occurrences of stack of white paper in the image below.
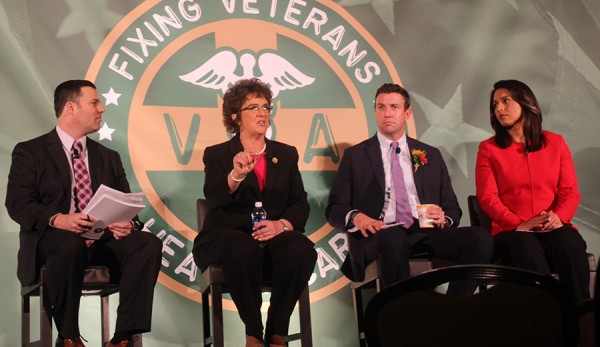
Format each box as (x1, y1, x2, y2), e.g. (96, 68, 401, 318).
(81, 184, 145, 239)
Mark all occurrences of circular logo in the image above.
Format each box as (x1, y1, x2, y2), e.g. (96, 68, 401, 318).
(87, 0, 411, 308)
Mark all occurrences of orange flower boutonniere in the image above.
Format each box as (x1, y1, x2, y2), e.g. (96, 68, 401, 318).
(411, 149, 428, 172)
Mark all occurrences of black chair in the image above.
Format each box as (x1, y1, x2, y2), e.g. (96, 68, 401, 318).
(21, 265, 142, 347)
(364, 264, 579, 347)
(196, 199, 312, 347)
(577, 299, 595, 347)
(350, 257, 456, 347)
(467, 195, 597, 298)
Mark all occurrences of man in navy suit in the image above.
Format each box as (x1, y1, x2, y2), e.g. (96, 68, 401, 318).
(5, 80, 162, 347)
(326, 83, 493, 294)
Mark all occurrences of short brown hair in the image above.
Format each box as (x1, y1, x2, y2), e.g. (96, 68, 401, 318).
(54, 79, 96, 117)
(374, 83, 411, 109)
(222, 78, 273, 134)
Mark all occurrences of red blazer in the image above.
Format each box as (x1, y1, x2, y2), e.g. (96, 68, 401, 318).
(475, 131, 580, 235)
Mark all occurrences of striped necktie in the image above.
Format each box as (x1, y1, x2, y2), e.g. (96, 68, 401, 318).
(72, 140, 95, 246)
(391, 142, 414, 227)
(72, 140, 93, 212)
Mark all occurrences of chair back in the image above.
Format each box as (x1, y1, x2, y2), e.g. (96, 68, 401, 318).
(364, 264, 578, 347)
(467, 195, 492, 231)
(577, 299, 595, 347)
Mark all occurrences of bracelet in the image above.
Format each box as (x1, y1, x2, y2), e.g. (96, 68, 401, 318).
(278, 220, 289, 232)
(230, 169, 246, 182)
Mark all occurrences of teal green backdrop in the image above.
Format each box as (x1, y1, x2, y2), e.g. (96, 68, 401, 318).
(1, 1, 599, 346)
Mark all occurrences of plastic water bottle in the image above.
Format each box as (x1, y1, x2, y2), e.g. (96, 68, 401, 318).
(251, 202, 267, 247)
(251, 201, 267, 228)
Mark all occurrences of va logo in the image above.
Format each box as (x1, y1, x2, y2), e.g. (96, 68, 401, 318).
(87, 0, 412, 308)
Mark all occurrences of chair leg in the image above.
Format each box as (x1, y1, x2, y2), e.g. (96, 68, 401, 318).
(202, 291, 212, 347)
(22, 294, 31, 346)
(352, 286, 366, 347)
(298, 286, 313, 347)
(40, 283, 53, 347)
(101, 295, 111, 345)
(211, 284, 224, 347)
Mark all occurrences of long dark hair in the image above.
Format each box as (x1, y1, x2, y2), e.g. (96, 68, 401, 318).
(489, 79, 546, 152)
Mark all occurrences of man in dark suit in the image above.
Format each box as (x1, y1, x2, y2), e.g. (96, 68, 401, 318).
(5, 80, 162, 347)
(326, 83, 493, 294)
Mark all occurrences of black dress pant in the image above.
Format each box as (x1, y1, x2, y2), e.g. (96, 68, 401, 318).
(493, 226, 590, 302)
(37, 228, 162, 339)
(363, 223, 494, 295)
(194, 229, 317, 340)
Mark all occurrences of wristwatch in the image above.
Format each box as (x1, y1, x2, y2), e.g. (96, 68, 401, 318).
(347, 210, 360, 229)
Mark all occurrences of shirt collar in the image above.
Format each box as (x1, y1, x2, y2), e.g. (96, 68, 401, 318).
(377, 131, 407, 152)
(56, 125, 88, 153)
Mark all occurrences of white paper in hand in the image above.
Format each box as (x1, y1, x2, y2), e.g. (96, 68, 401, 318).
(81, 184, 145, 239)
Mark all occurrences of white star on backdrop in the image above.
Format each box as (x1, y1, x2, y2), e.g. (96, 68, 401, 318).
(102, 87, 121, 106)
(56, 0, 122, 50)
(97, 122, 115, 141)
(553, 14, 600, 91)
(338, 0, 399, 34)
(412, 84, 492, 178)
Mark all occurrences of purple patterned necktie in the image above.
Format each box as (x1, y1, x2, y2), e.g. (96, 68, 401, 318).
(72, 141, 95, 246)
(391, 142, 414, 227)
(72, 140, 93, 212)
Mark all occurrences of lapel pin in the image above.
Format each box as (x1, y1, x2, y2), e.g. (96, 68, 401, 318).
(272, 157, 278, 164)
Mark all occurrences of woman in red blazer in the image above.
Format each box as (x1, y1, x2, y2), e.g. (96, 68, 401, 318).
(476, 79, 590, 302)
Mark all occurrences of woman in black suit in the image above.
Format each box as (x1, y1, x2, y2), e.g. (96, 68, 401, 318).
(192, 78, 317, 347)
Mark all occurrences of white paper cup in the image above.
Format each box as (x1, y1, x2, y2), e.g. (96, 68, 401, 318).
(417, 204, 435, 228)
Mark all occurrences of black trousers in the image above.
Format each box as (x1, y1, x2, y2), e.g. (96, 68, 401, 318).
(363, 223, 494, 294)
(37, 228, 162, 339)
(193, 229, 317, 340)
(493, 226, 590, 302)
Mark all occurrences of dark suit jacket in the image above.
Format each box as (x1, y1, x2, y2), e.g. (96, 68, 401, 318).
(326, 134, 462, 281)
(193, 134, 309, 249)
(5, 129, 136, 286)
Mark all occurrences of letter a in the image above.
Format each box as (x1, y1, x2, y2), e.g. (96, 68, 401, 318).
(304, 113, 339, 164)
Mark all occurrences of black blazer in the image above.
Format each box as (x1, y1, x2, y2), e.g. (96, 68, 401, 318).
(326, 134, 462, 280)
(5, 129, 136, 285)
(194, 134, 309, 248)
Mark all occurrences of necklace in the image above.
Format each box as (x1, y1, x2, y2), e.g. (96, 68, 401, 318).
(249, 143, 266, 155)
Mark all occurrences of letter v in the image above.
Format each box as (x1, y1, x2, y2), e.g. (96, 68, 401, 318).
(164, 113, 200, 165)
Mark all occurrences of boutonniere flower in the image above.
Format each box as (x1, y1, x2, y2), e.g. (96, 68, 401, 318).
(411, 149, 428, 172)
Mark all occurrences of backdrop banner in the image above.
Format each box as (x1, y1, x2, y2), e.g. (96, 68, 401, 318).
(1, 1, 598, 346)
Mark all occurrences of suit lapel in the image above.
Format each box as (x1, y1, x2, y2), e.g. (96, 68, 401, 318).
(366, 135, 385, 191)
(407, 137, 425, 199)
(87, 139, 103, 192)
(46, 130, 72, 197)
(262, 140, 274, 200)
